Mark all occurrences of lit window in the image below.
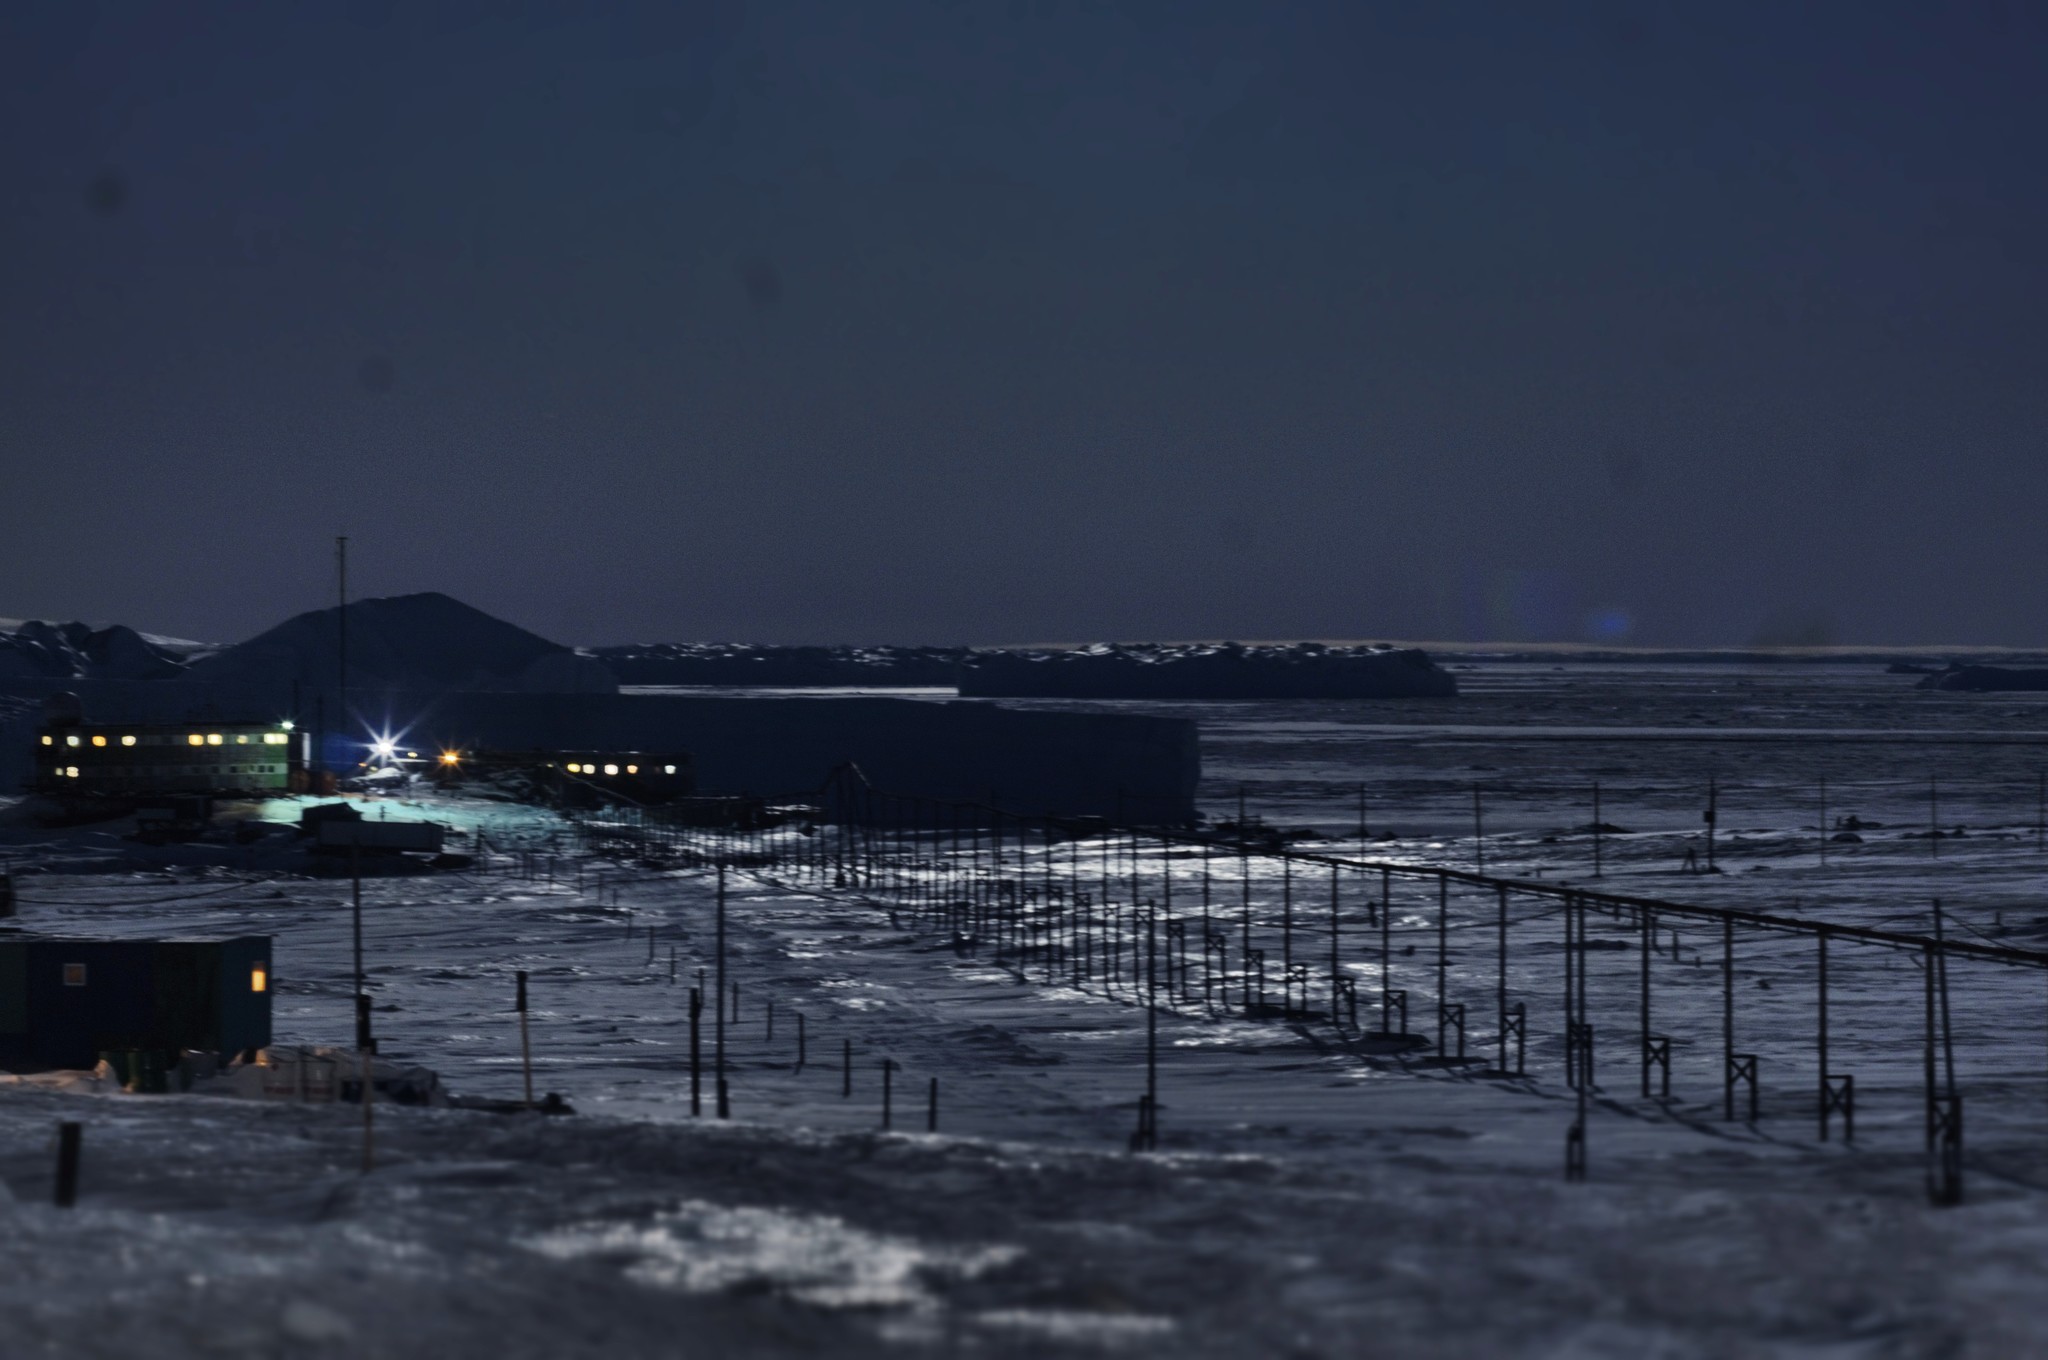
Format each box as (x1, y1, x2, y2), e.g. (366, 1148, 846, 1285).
(66, 766, 79, 778)
(188, 734, 204, 746)
(40, 735, 52, 746)
(235, 734, 249, 744)
(61, 963, 87, 987)
(250, 964, 268, 993)
(603, 764, 619, 776)
(121, 735, 136, 747)
(664, 765, 676, 774)
(91, 735, 106, 747)
(207, 733, 223, 745)
(626, 764, 638, 774)
(66, 735, 80, 747)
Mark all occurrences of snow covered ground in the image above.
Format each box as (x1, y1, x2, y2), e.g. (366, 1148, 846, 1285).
(4, 662, 2048, 1356)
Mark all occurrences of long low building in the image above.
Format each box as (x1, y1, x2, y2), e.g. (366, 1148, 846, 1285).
(400, 690, 1199, 824)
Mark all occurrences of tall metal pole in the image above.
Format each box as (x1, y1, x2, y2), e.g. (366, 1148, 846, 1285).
(336, 534, 348, 780)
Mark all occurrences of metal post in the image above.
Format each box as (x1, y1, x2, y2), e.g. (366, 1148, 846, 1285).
(1436, 874, 1449, 1056)
(1817, 929, 1829, 1140)
(53, 1122, 81, 1208)
(1722, 916, 1735, 1121)
(1819, 775, 1828, 868)
(715, 862, 729, 1119)
(881, 1059, 894, 1130)
(516, 970, 533, 1110)
(359, 1002, 375, 1174)
(689, 986, 702, 1116)
(1281, 856, 1293, 979)
(1380, 867, 1393, 1032)
(1639, 908, 1652, 1099)
(1592, 781, 1603, 878)
(1497, 884, 1509, 1072)
(1473, 784, 1484, 875)
(351, 844, 366, 1043)
(1329, 864, 1342, 1026)
(1706, 775, 1718, 873)
(1145, 903, 1159, 1149)
(1240, 802, 1252, 1010)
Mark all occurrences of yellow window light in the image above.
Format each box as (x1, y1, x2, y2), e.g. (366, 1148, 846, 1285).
(40, 735, 52, 746)
(188, 734, 204, 746)
(66, 766, 79, 778)
(250, 963, 268, 993)
(121, 735, 136, 747)
(66, 734, 80, 747)
(603, 763, 619, 776)
(626, 764, 638, 775)
(207, 733, 223, 745)
(664, 765, 676, 774)
(235, 734, 249, 744)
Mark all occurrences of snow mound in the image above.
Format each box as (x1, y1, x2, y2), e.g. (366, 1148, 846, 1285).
(185, 592, 616, 696)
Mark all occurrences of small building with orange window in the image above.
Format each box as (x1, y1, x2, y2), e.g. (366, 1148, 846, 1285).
(0, 935, 273, 1075)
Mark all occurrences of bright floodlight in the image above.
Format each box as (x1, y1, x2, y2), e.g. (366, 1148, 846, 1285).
(280, 718, 295, 731)
(370, 735, 398, 762)
(440, 751, 460, 765)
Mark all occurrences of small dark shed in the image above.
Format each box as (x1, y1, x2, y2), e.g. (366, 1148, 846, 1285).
(0, 936, 272, 1072)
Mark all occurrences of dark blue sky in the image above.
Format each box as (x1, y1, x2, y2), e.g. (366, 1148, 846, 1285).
(4, 1, 2044, 647)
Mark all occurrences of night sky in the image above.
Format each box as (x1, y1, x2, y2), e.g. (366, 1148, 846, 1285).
(4, 1, 2044, 649)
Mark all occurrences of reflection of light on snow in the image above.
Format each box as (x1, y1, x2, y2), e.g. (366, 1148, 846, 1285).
(522, 1201, 1019, 1309)
(973, 1309, 1176, 1343)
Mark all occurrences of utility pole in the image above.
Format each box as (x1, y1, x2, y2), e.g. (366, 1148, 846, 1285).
(335, 534, 349, 784)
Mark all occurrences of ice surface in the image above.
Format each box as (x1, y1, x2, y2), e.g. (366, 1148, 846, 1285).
(2, 662, 2047, 1354)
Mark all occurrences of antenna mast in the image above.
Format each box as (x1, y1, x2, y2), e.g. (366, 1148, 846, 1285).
(337, 535, 349, 772)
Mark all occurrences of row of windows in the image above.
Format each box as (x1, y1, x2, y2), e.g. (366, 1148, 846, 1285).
(49, 763, 286, 779)
(562, 762, 680, 776)
(43, 732, 290, 749)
